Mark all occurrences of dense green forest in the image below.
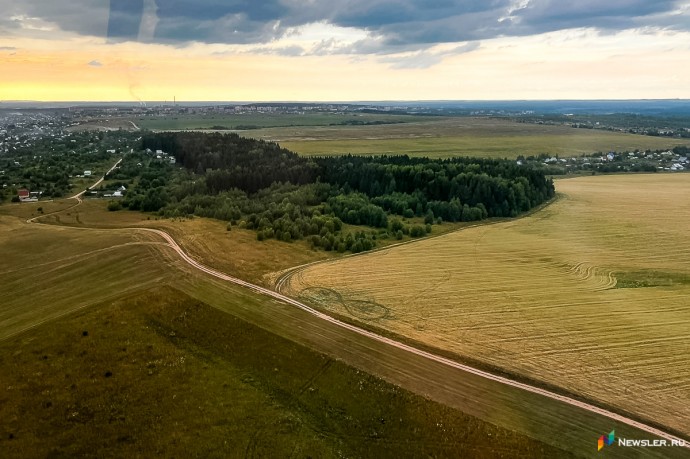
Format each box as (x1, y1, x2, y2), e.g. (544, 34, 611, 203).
(126, 132, 555, 253)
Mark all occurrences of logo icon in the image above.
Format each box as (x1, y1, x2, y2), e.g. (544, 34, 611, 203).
(598, 430, 615, 451)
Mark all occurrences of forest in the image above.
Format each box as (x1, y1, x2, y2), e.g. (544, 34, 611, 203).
(128, 132, 555, 253)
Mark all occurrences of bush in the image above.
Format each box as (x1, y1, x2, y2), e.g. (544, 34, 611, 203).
(390, 218, 404, 232)
(107, 200, 122, 211)
(410, 225, 426, 237)
(11, 196, 20, 203)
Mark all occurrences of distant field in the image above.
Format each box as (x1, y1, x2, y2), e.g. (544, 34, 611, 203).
(279, 174, 690, 436)
(133, 112, 434, 131)
(246, 117, 690, 159)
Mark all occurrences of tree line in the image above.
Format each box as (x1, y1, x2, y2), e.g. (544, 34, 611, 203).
(130, 132, 555, 252)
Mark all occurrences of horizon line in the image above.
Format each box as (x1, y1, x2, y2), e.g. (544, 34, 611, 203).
(3, 98, 690, 106)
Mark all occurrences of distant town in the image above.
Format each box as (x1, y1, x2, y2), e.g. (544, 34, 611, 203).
(1, 103, 689, 204)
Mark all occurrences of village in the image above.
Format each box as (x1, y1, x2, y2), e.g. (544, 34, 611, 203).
(2, 106, 690, 204)
(518, 147, 689, 174)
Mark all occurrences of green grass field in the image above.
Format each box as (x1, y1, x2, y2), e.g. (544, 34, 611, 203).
(4, 285, 573, 458)
(245, 117, 689, 159)
(134, 112, 434, 131)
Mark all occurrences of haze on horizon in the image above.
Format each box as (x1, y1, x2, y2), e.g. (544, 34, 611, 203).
(2, 0, 690, 102)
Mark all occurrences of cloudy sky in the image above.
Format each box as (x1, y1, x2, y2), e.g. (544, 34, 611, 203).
(2, 0, 690, 101)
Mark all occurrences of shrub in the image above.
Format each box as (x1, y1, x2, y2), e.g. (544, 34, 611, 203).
(410, 225, 426, 237)
(107, 201, 122, 211)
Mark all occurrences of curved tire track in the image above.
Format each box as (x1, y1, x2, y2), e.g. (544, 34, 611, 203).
(28, 161, 690, 449)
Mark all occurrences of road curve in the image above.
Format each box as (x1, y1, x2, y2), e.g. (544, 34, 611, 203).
(133, 226, 690, 449)
(29, 159, 690, 449)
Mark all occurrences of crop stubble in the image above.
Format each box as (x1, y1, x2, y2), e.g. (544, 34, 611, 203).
(280, 174, 690, 435)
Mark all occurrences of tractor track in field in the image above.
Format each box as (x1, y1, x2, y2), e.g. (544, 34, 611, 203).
(26, 162, 690, 451)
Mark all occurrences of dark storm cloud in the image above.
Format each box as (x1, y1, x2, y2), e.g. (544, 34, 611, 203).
(506, 1, 683, 34)
(2, 0, 688, 52)
(108, 0, 144, 40)
(1, 0, 110, 38)
(323, 0, 685, 45)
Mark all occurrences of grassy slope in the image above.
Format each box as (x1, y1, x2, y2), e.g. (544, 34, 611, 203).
(9, 198, 466, 285)
(0, 217, 168, 341)
(2, 200, 687, 457)
(0, 215, 572, 458)
(281, 174, 690, 438)
(1, 286, 575, 458)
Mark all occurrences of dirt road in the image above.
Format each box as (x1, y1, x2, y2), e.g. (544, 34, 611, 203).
(27, 160, 690, 456)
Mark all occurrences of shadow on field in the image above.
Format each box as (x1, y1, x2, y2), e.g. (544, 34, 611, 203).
(0, 286, 568, 458)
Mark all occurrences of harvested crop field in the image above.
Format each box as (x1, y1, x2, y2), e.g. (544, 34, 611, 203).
(278, 174, 690, 435)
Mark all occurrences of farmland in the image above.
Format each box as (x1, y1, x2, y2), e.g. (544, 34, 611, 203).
(3, 122, 690, 455)
(133, 112, 433, 131)
(278, 173, 690, 436)
(3, 197, 686, 457)
(1, 210, 578, 458)
(247, 117, 690, 159)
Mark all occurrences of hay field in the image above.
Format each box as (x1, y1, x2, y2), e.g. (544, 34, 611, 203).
(248, 117, 689, 159)
(280, 174, 690, 435)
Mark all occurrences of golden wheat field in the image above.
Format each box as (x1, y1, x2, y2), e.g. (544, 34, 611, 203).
(279, 173, 690, 435)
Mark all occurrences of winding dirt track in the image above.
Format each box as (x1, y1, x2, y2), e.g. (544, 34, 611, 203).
(30, 160, 690, 450)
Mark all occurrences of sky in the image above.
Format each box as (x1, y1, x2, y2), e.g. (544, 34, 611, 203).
(2, 0, 690, 102)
